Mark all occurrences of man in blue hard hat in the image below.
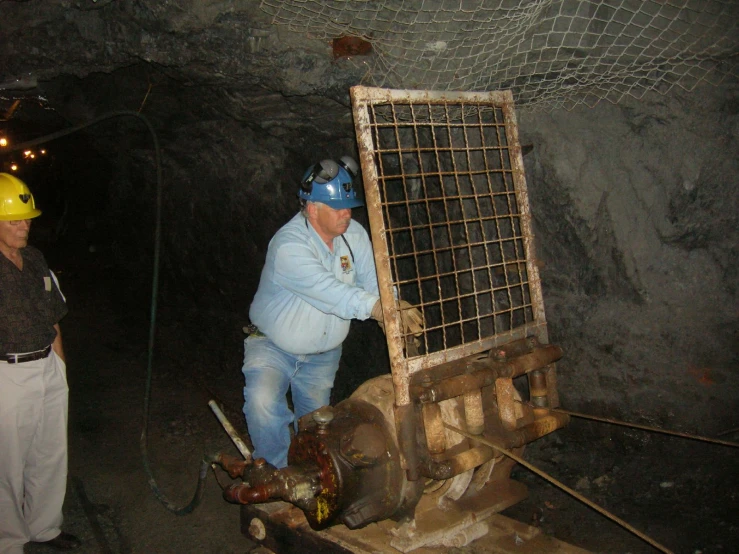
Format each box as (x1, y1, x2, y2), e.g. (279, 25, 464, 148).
(241, 157, 423, 469)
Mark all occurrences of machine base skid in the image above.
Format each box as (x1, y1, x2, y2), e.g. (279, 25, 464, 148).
(241, 482, 590, 554)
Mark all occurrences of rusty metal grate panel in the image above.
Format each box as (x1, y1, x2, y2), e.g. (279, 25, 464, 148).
(351, 87, 548, 405)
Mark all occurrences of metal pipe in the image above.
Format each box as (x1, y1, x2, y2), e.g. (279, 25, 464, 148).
(208, 400, 252, 460)
(445, 424, 675, 554)
(395, 403, 421, 480)
(463, 390, 485, 435)
(419, 411, 570, 480)
(420, 446, 495, 480)
(555, 408, 739, 448)
(508, 413, 570, 448)
(422, 403, 447, 454)
(412, 344, 563, 403)
(528, 369, 549, 408)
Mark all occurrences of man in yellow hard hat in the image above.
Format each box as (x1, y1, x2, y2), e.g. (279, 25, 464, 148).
(0, 173, 80, 552)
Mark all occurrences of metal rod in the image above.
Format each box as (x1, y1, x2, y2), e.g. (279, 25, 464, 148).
(208, 400, 252, 460)
(444, 424, 674, 554)
(350, 87, 410, 405)
(554, 408, 739, 448)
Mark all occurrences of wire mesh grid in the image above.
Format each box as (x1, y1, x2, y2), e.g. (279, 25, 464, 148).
(352, 88, 548, 379)
(263, 0, 738, 111)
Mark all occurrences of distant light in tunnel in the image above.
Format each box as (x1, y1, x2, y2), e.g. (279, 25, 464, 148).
(10, 164, 18, 171)
(18, 149, 46, 163)
(0, 138, 7, 147)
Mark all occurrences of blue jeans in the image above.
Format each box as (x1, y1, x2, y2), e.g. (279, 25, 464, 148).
(241, 336, 341, 469)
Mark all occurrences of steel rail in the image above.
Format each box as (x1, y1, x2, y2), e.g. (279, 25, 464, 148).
(553, 409, 739, 448)
(445, 424, 674, 554)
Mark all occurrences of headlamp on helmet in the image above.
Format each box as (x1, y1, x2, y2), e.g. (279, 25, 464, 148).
(299, 156, 363, 209)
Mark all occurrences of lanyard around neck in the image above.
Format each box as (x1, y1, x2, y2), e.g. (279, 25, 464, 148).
(305, 217, 355, 263)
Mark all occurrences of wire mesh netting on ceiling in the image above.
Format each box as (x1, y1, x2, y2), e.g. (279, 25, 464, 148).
(260, 0, 739, 110)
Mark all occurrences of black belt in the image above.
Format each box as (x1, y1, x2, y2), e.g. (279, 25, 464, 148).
(3, 345, 52, 364)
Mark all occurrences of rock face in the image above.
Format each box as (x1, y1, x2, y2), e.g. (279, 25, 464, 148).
(518, 86, 738, 430)
(1, 1, 736, 432)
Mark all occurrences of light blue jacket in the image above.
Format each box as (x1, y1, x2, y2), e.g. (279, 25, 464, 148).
(249, 213, 380, 355)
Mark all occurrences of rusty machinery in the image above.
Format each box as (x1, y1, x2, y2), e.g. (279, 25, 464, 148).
(212, 87, 571, 552)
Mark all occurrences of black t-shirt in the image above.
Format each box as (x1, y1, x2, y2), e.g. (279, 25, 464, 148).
(0, 245, 68, 353)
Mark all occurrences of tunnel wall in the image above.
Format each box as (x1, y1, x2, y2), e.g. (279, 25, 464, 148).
(141, 79, 737, 429)
(517, 81, 738, 431)
(47, 75, 736, 429)
(7, 65, 736, 434)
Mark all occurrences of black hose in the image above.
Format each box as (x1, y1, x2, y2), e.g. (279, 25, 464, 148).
(6, 111, 209, 515)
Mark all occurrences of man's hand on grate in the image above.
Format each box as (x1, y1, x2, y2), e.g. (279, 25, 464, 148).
(371, 299, 424, 341)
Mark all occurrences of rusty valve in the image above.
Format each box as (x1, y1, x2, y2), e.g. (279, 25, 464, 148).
(220, 458, 323, 509)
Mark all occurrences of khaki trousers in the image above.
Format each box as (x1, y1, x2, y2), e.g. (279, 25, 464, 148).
(0, 351, 69, 554)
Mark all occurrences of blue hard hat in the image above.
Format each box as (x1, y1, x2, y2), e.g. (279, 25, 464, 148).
(299, 157, 363, 209)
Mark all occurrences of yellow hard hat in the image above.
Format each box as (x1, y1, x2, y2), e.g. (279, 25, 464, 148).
(0, 173, 42, 220)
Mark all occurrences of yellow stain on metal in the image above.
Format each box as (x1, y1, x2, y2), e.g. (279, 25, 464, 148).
(315, 495, 330, 523)
(314, 468, 338, 524)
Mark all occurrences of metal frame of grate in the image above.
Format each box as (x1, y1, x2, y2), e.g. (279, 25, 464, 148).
(351, 87, 549, 406)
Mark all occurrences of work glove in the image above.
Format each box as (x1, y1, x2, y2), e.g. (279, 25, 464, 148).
(370, 299, 425, 341)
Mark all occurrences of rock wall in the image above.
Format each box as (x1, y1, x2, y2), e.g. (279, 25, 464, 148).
(137, 78, 737, 427)
(518, 81, 738, 431)
(1, 0, 736, 432)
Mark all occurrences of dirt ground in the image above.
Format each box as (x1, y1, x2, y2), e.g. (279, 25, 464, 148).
(24, 237, 738, 554)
